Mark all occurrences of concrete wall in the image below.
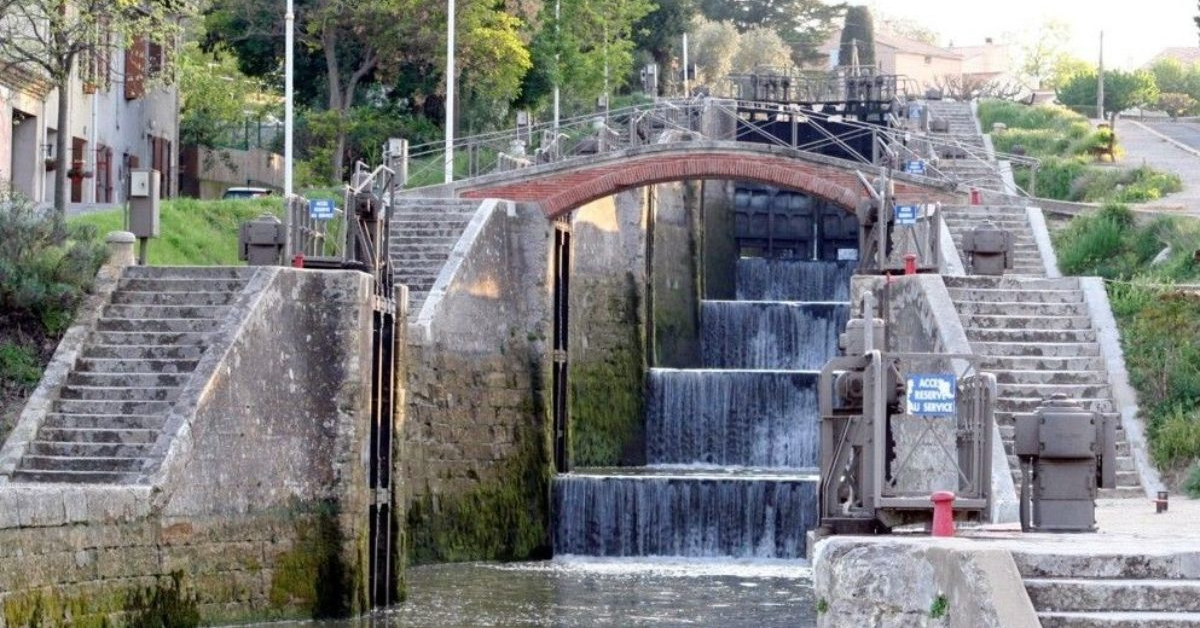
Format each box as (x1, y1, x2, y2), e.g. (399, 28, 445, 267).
(702, 180, 738, 299)
(403, 201, 555, 564)
(179, 146, 285, 199)
(0, 267, 385, 626)
(650, 182, 702, 368)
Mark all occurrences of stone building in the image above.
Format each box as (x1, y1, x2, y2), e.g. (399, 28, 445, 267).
(0, 29, 179, 209)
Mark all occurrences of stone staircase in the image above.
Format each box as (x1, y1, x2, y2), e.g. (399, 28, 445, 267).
(941, 204, 1045, 276)
(8, 266, 256, 483)
(945, 275, 1142, 497)
(924, 100, 1006, 190)
(389, 198, 480, 317)
(1017, 551, 1200, 627)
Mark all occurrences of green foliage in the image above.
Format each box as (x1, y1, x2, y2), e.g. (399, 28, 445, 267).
(180, 39, 279, 149)
(125, 572, 200, 628)
(698, 0, 843, 65)
(1016, 19, 1071, 89)
(269, 503, 357, 618)
(1184, 461, 1200, 499)
(1057, 69, 1159, 119)
(1149, 58, 1200, 105)
(930, 594, 948, 619)
(0, 341, 42, 388)
(69, 197, 280, 266)
(0, 190, 107, 335)
(839, 6, 876, 67)
(1158, 92, 1200, 119)
(816, 598, 829, 614)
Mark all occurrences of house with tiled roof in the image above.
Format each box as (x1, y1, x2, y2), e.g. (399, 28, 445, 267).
(1142, 47, 1200, 68)
(818, 30, 1013, 91)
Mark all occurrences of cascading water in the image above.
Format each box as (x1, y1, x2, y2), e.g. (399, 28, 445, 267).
(554, 258, 851, 559)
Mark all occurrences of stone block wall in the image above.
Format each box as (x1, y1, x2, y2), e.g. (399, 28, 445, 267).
(0, 268, 383, 626)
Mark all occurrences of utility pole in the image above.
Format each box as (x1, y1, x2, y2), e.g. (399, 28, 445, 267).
(682, 33, 690, 97)
(1096, 31, 1105, 122)
(445, 0, 456, 183)
(553, 0, 561, 132)
(284, 0, 294, 255)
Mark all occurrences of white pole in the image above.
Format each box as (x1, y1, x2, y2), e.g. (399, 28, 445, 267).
(444, 0, 456, 183)
(284, 0, 294, 253)
(682, 33, 690, 97)
(553, 0, 560, 132)
(1096, 31, 1105, 122)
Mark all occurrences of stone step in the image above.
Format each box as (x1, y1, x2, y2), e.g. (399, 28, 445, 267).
(998, 397, 1116, 414)
(96, 318, 223, 333)
(123, 266, 258, 280)
(945, 276, 1080, 291)
(989, 370, 1108, 385)
(81, 344, 206, 361)
(17, 455, 146, 472)
(966, 328, 1097, 343)
(390, 227, 469, 238)
(73, 358, 198, 374)
(53, 399, 173, 415)
(27, 441, 154, 458)
(57, 386, 181, 402)
(949, 289, 1084, 304)
(963, 314, 1093, 331)
(103, 304, 228, 320)
(1017, 553, 1200, 581)
(92, 330, 212, 346)
(1038, 611, 1200, 627)
(1098, 486, 1147, 498)
(66, 372, 190, 388)
(117, 277, 248, 293)
(110, 291, 238, 306)
(996, 382, 1112, 399)
(38, 427, 159, 444)
(40, 413, 165, 430)
(8, 469, 131, 483)
(971, 341, 1100, 358)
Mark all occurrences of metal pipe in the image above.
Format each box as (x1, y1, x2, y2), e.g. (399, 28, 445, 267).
(284, 0, 295, 257)
(444, 0, 456, 183)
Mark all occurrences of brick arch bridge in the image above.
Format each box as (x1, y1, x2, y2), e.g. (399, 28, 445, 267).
(457, 141, 963, 218)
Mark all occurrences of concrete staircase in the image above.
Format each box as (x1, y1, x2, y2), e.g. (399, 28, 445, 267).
(1017, 551, 1200, 627)
(389, 198, 480, 317)
(9, 266, 256, 483)
(941, 204, 1045, 276)
(924, 100, 1006, 190)
(945, 275, 1142, 497)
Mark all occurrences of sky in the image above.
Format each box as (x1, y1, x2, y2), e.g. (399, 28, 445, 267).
(854, 0, 1198, 69)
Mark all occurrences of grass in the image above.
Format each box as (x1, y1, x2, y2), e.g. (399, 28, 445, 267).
(979, 100, 1181, 203)
(69, 197, 281, 266)
(1053, 203, 1200, 491)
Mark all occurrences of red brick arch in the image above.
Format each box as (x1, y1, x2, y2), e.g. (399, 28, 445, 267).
(458, 147, 960, 219)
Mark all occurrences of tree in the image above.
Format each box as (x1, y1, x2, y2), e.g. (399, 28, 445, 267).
(697, 0, 844, 66)
(731, 26, 792, 74)
(687, 17, 739, 86)
(1158, 92, 1199, 119)
(931, 74, 1024, 101)
(1046, 55, 1092, 91)
(1017, 19, 1071, 90)
(877, 13, 938, 45)
(1057, 69, 1159, 128)
(0, 0, 184, 214)
(179, 41, 277, 149)
(838, 5, 874, 68)
(633, 0, 696, 94)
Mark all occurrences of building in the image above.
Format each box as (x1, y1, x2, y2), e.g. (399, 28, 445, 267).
(0, 32, 179, 210)
(819, 31, 1015, 93)
(1142, 46, 1200, 68)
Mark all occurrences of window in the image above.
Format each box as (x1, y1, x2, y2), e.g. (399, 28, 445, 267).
(125, 37, 146, 100)
(81, 21, 111, 92)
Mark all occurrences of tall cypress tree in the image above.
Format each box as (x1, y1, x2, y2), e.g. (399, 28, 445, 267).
(838, 5, 875, 68)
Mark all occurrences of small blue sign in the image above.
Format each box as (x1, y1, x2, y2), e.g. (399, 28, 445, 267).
(894, 205, 919, 226)
(906, 374, 957, 417)
(905, 160, 926, 175)
(908, 103, 922, 120)
(309, 198, 336, 220)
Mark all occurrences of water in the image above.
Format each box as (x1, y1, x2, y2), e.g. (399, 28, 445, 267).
(554, 258, 851, 561)
(260, 560, 817, 628)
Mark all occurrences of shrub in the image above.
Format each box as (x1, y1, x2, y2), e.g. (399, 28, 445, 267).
(1149, 405, 1200, 468)
(1184, 462, 1200, 499)
(0, 189, 107, 334)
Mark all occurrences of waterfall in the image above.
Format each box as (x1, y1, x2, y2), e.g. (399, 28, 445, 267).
(554, 257, 853, 559)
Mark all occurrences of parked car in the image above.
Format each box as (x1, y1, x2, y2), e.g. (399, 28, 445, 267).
(222, 187, 274, 200)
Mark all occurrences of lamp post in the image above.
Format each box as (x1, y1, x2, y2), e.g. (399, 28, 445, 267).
(283, 0, 295, 255)
(553, 0, 560, 132)
(444, 0, 456, 183)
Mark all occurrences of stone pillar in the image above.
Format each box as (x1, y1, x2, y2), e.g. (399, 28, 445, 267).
(105, 231, 136, 268)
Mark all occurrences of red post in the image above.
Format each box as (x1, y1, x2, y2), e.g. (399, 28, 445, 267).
(904, 253, 917, 275)
(931, 491, 956, 537)
(970, 188, 982, 205)
(292, 252, 305, 268)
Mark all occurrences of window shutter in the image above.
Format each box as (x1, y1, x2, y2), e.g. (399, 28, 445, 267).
(125, 37, 146, 100)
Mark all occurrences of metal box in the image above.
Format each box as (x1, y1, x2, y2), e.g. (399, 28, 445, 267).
(1038, 412, 1097, 459)
(238, 213, 286, 266)
(129, 169, 161, 238)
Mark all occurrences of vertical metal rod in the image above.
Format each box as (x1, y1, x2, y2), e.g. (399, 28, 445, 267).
(444, 0, 456, 183)
(682, 33, 689, 97)
(283, 0, 294, 258)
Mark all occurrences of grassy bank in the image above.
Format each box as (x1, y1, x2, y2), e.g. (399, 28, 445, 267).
(1052, 203, 1200, 492)
(980, 101, 1182, 203)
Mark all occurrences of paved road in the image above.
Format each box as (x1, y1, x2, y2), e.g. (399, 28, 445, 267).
(1143, 120, 1200, 152)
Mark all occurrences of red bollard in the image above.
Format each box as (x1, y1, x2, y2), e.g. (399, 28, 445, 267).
(931, 491, 956, 537)
(904, 253, 917, 275)
(969, 188, 982, 205)
(292, 253, 305, 268)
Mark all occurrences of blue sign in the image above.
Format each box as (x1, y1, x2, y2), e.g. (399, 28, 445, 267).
(894, 205, 919, 226)
(309, 198, 336, 220)
(905, 160, 926, 175)
(908, 103, 922, 120)
(906, 374, 957, 417)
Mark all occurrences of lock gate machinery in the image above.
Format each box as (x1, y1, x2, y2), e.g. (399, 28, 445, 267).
(817, 292, 996, 533)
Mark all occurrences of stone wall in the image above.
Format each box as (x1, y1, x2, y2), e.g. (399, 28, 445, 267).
(403, 202, 554, 563)
(0, 268, 383, 626)
(651, 182, 702, 368)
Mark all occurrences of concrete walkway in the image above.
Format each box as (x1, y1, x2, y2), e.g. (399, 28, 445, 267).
(1116, 120, 1200, 216)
